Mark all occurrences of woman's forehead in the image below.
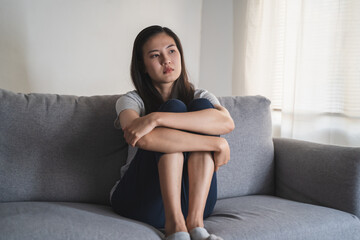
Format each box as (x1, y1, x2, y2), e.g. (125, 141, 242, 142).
(143, 33, 177, 53)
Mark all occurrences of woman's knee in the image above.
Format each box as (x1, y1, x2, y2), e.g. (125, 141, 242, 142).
(187, 152, 215, 174)
(157, 152, 184, 165)
(188, 151, 213, 163)
(188, 98, 215, 112)
(158, 99, 187, 113)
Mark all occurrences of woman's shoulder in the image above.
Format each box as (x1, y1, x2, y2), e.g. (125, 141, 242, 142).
(120, 90, 141, 100)
(194, 88, 211, 96)
(193, 88, 216, 99)
(116, 90, 145, 116)
(117, 90, 144, 106)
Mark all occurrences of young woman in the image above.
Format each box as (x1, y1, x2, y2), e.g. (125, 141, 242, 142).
(110, 25, 234, 240)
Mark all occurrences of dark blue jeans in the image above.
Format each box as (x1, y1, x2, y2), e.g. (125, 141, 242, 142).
(111, 98, 218, 229)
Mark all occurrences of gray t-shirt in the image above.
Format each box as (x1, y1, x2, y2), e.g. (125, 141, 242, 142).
(110, 89, 220, 198)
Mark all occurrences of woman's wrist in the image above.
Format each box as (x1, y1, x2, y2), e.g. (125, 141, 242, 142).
(215, 137, 227, 152)
(149, 112, 161, 128)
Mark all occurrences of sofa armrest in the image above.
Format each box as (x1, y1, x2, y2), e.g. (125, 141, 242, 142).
(274, 138, 360, 217)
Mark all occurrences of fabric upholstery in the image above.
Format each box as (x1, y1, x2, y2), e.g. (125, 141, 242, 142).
(0, 89, 127, 204)
(205, 195, 360, 240)
(0, 202, 164, 240)
(274, 138, 360, 218)
(2, 196, 358, 240)
(0, 89, 274, 204)
(217, 96, 274, 199)
(2, 88, 359, 240)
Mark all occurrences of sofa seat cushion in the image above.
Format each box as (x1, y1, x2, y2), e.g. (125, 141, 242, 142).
(0, 202, 164, 240)
(204, 195, 360, 240)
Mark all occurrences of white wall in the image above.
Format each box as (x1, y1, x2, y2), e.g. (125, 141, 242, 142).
(199, 0, 233, 97)
(0, 0, 202, 96)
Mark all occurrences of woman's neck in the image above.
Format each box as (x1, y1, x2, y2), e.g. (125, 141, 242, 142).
(153, 82, 174, 102)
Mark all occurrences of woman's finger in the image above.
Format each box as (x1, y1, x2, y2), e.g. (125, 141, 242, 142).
(132, 136, 139, 146)
(124, 131, 133, 146)
(129, 136, 136, 147)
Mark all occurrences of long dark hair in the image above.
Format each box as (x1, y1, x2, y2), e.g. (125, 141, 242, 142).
(130, 25, 195, 114)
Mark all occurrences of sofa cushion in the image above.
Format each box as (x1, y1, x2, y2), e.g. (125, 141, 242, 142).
(0, 202, 164, 240)
(0, 89, 127, 204)
(205, 195, 360, 240)
(217, 96, 274, 199)
(2, 197, 358, 240)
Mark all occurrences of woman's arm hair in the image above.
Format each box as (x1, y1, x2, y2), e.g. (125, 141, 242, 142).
(119, 109, 231, 170)
(136, 126, 230, 172)
(119, 108, 230, 151)
(152, 104, 235, 136)
(137, 126, 226, 153)
(120, 105, 235, 147)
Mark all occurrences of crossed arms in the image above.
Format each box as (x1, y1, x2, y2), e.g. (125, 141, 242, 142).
(119, 105, 235, 171)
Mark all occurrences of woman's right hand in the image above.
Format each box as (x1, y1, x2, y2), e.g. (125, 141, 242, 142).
(122, 113, 158, 147)
(213, 138, 230, 172)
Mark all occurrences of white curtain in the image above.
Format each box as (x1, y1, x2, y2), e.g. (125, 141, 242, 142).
(233, 0, 360, 147)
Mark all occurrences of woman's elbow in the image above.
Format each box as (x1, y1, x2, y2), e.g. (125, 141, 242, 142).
(219, 109, 235, 134)
(226, 118, 235, 133)
(220, 118, 235, 135)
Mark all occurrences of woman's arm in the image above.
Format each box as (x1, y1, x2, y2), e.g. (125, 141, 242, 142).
(153, 104, 235, 135)
(137, 127, 230, 172)
(122, 105, 235, 147)
(119, 109, 230, 171)
(136, 126, 226, 153)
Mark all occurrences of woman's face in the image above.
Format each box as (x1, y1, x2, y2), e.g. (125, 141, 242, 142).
(142, 32, 182, 88)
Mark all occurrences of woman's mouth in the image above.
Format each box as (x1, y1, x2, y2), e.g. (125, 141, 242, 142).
(163, 67, 174, 74)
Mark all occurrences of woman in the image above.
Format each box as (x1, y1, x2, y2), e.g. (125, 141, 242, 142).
(111, 25, 234, 240)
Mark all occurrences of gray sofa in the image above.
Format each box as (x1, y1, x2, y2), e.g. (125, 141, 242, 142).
(1, 88, 360, 240)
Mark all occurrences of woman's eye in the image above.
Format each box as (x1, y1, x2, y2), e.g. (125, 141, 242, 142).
(150, 54, 159, 58)
(169, 49, 175, 54)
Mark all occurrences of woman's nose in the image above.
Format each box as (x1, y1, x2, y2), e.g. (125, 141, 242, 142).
(162, 56, 171, 65)
(162, 60, 171, 65)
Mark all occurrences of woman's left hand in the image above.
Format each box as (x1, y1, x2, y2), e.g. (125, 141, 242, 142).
(213, 138, 230, 171)
(122, 113, 157, 147)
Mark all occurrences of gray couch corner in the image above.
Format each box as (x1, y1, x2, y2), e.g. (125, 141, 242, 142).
(274, 137, 360, 218)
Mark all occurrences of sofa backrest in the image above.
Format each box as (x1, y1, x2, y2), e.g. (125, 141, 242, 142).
(217, 96, 274, 199)
(0, 89, 274, 205)
(0, 89, 127, 205)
